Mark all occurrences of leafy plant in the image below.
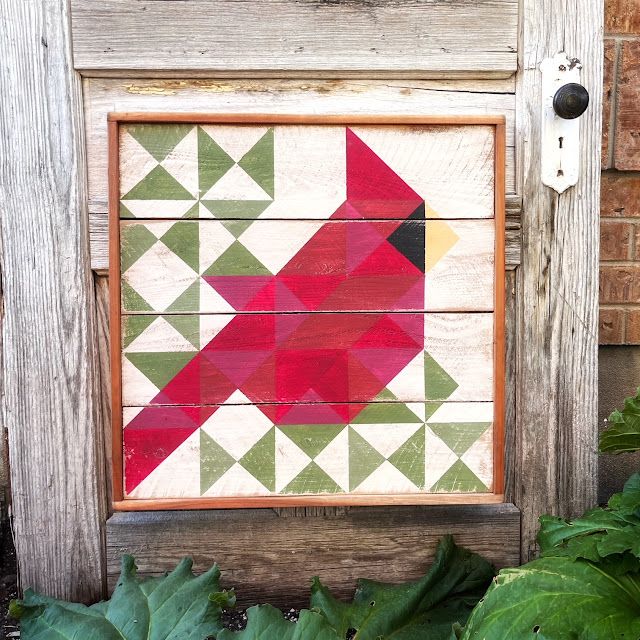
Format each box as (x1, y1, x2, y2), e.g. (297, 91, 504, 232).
(600, 387, 640, 454)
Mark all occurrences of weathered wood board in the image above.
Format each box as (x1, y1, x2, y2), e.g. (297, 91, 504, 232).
(70, 0, 518, 78)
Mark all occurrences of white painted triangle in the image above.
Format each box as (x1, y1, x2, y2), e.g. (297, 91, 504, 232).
(426, 402, 494, 424)
(406, 402, 426, 421)
(201, 164, 271, 201)
(122, 406, 145, 427)
(314, 427, 349, 491)
(161, 127, 199, 198)
(198, 220, 235, 274)
(119, 132, 159, 196)
(121, 356, 159, 405)
(224, 389, 252, 404)
(461, 426, 493, 489)
(127, 430, 200, 499)
(200, 125, 269, 162)
(146, 221, 178, 239)
(202, 462, 272, 497)
(424, 427, 459, 490)
(201, 404, 272, 460)
(275, 429, 312, 492)
(199, 202, 214, 218)
(351, 460, 419, 494)
(122, 200, 198, 219)
(351, 423, 422, 459)
(199, 313, 235, 347)
(238, 220, 323, 273)
(386, 350, 424, 401)
(125, 316, 197, 353)
(199, 279, 235, 314)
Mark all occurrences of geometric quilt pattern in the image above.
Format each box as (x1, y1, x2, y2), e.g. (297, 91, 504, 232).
(117, 122, 498, 500)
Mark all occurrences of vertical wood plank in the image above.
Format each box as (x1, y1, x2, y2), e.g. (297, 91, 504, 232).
(0, 0, 107, 600)
(515, 0, 602, 560)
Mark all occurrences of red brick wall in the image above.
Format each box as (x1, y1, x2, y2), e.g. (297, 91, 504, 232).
(600, 0, 640, 344)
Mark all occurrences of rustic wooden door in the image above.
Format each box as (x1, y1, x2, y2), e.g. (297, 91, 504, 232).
(2, 0, 602, 603)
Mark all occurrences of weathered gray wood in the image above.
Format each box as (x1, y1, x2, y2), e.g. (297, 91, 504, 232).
(514, 0, 602, 560)
(106, 504, 521, 607)
(71, 0, 518, 78)
(0, 0, 107, 601)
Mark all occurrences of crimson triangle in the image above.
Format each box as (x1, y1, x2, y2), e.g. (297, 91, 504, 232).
(203, 276, 274, 311)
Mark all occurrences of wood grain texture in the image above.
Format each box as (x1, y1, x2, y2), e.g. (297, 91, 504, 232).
(514, 0, 602, 560)
(106, 504, 520, 606)
(70, 0, 518, 78)
(0, 0, 106, 601)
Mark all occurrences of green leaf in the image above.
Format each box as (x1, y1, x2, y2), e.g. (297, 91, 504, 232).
(11, 555, 230, 640)
(311, 535, 494, 640)
(600, 388, 640, 454)
(458, 557, 640, 640)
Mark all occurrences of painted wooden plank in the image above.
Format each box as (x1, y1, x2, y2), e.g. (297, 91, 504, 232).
(70, 0, 518, 78)
(120, 313, 494, 406)
(122, 401, 494, 500)
(1, 0, 106, 601)
(513, 0, 602, 559)
(106, 504, 521, 606)
(120, 219, 494, 313)
(83, 77, 517, 214)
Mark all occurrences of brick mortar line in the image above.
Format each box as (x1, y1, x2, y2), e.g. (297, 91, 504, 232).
(600, 217, 640, 223)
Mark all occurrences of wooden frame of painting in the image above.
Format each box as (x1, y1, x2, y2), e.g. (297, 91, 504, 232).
(108, 113, 505, 511)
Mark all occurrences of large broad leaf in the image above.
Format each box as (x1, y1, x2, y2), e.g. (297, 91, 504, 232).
(600, 388, 640, 454)
(10, 555, 235, 640)
(310, 535, 494, 640)
(457, 557, 640, 640)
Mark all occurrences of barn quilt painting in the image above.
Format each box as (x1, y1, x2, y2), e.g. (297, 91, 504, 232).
(112, 118, 504, 504)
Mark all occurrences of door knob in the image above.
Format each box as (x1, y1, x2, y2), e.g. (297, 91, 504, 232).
(552, 83, 589, 119)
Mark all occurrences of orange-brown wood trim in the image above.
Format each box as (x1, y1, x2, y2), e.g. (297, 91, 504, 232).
(108, 119, 124, 503)
(109, 113, 508, 509)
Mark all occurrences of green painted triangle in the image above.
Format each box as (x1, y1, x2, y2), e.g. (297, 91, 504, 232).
(122, 165, 194, 200)
(121, 224, 157, 272)
(198, 127, 235, 197)
(165, 315, 200, 349)
(120, 203, 135, 218)
(238, 129, 274, 198)
(283, 462, 342, 494)
(429, 422, 491, 456)
(126, 351, 196, 390)
(221, 220, 254, 238)
(202, 241, 271, 276)
(388, 427, 425, 488)
(200, 200, 271, 219)
(122, 315, 157, 349)
(165, 280, 200, 313)
(349, 427, 385, 491)
(200, 430, 236, 494)
(160, 222, 199, 271)
(430, 459, 488, 493)
(121, 281, 153, 312)
(239, 427, 275, 491)
(424, 401, 443, 420)
(183, 202, 201, 219)
(374, 387, 398, 401)
(351, 402, 422, 424)
(425, 352, 458, 401)
(127, 124, 192, 162)
(278, 425, 345, 459)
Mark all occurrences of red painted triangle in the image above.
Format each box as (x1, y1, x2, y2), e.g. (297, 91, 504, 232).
(351, 241, 422, 276)
(280, 222, 347, 275)
(354, 315, 423, 348)
(203, 276, 274, 311)
(278, 275, 346, 311)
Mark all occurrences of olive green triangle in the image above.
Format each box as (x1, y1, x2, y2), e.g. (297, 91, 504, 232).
(200, 430, 236, 494)
(198, 127, 235, 197)
(428, 423, 491, 456)
(424, 401, 443, 420)
(278, 425, 345, 459)
(202, 241, 271, 276)
(430, 459, 488, 493)
(165, 280, 200, 313)
(160, 222, 199, 271)
(123, 165, 194, 200)
(238, 129, 274, 198)
(121, 281, 153, 312)
(120, 203, 135, 218)
(349, 427, 385, 491)
(351, 402, 422, 424)
(121, 224, 157, 272)
(125, 352, 196, 390)
(239, 427, 275, 491)
(127, 124, 193, 162)
(200, 200, 271, 219)
(221, 220, 254, 238)
(425, 352, 458, 401)
(388, 427, 425, 488)
(374, 388, 398, 401)
(183, 203, 201, 219)
(282, 462, 342, 494)
(122, 315, 157, 349)
(165, 315, 200, 349)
